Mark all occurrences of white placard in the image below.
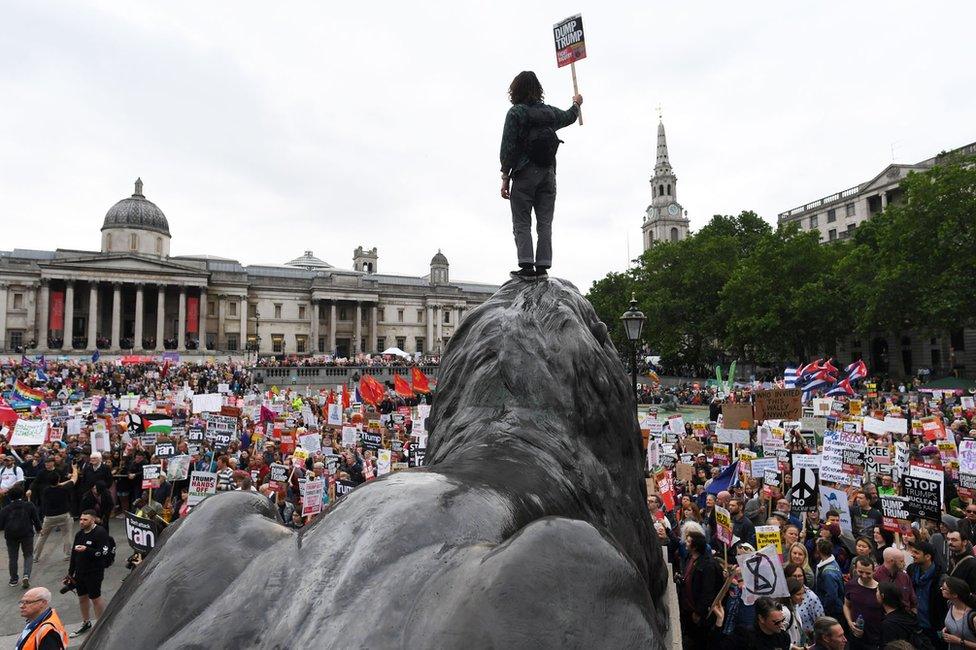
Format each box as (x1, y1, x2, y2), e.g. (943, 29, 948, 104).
(750, 457, 778, 477)
(716, 428, 750, 444)
(377, 449, 392, 475)
(820, 485, 853, 535)
(793, 454, 821, 470)
(863, 417, 886, 435)
(191, 393, 223, 414)
(883, 416, 908, 434)
(327, 403, 342, 426)
(10, 420, 48, 446)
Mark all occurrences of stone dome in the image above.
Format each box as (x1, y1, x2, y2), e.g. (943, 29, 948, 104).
(431, 249, 448, 266)
(101, 178, 170, 236)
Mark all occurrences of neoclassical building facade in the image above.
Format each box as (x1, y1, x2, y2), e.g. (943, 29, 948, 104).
(0, 180, 498, 358)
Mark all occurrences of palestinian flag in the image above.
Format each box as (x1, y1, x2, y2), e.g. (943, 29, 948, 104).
(129, 413, 173, 436)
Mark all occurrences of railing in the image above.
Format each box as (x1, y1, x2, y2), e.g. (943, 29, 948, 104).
(779, 183, 862, 220)
(250, 364, 441, 386)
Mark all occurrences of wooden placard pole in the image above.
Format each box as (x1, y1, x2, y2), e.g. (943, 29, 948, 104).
(570, 62, 583, 126)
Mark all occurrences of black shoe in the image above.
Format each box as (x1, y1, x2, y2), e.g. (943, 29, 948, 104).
(533, 266, 550, 278)
(70, 621, 92, 638)
(7, 578, 17, 587)
(509, 267, 534, 279)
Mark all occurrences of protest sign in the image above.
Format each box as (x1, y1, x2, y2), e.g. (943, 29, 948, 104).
(66, 418, 82, 437)
(799, 416, 828, 433)
(884, 416, 908, 434)
(410, 446, 426, 467)
(553, 13, 586, 68)
(166, 455, 191, 481)
(716, 428, 750, 445)
(377, 449, 392, 476)
(849, 399, 863, 416)
(335, 479, 356, 499)
(740, 544, 789, 605)
(299, 433, 321, 454)
(722, 404, 754, 430)
(755, 525, 782, 555)
(865, 445, 890, 475)
(141, 464, 162, 490)
(790, 467, 819, 512)
(920, 416, 946, 441)
(269, 463, 289, 488)
(755, 389, 802, 421)
(327, 403, 342, 426)
(750, 457, 777, 478)
(762, 469, 781, 499)
(667, 415, 684, 435)
(191, 393, 222, 414)
(655, 468, 675, 511)
(820, 485, 853, 534)
(341, 426, 358, 447)
(960, 440, 976, 474)
(863, 417, 887, 436)
(675, 463, 694, 483)
(682, 438, 703, 455)
(155, 442, 177, 459)
(960, 473, 976, 500)
(187, 426, 205, 443)
(901, 475, 942, 521)
(124, 511, 157, 554)
(793, 454, 821, 470)
(714, 505, 733, 546)
(812, 398, 832, 417)
(962, 396, 975, 410)
(205, 414, 237, 451)
(893, 442, 909, 482)
(10, 419, 47, 445)
(302, 479, 324, 517)
(187, 471, 217, 506)
(713, 443, 730, 465)
(938, 440, 959, 474)
(92, 426, 110, 453)
(880, 495, 909, 521)
(360, 430, 382, 452)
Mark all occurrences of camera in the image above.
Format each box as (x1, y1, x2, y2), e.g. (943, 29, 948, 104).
(59, 577, 75, 594)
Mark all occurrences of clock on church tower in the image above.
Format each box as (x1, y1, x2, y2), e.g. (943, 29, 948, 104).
(642, 116, 690, 250)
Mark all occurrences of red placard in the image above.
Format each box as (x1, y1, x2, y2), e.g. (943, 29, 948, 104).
(49, 291, 65, 331)
(186, 296, 199, 334)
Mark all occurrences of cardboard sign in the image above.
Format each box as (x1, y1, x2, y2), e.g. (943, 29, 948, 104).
(755, 525, 783, 555)
(675, 462, 694, 483)
(124, 511, 157, 554)
(141, 464, 162, 490)
(187, 471, 218, 506)
(553, 13, 586, 68)
(722, 404, 754, 431)
(155, 442, 177, 459)
(302, 479, 324, 517)
(755, 389, 802, 421)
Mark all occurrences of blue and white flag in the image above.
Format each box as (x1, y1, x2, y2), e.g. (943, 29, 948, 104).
(784, 367, 798, 389)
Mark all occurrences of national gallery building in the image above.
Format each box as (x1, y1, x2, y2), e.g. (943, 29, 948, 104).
(0, 180, 497, 358)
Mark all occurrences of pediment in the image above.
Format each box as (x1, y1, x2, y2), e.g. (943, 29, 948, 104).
(40, 254, 208, 277)
(860, 164, 923, 193)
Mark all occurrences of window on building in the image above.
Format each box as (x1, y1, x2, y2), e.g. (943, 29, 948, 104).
(296, 336, 307, 353)
(205, 332, 216, 350)
(272, 335, 284, 353)
(659, 184, 664, 196)
(339, 308, 347, 321)
(828, 229, 837, 241)
(298, 305, 306, 320)
(443, 310, 450, 324)
(318, 336, 325, 352)
(666, 183, 671, 195)
(130, 233, 138, 251)
(397, 309, 404, 323)
(274, 304, 282, 319)
(951, 329, 966, 352)
(249, 303, 257, 317)
(378, 308, 385, 322)
(396, 336, 406, 350)
(417, 309, 424, 322)
(845, 203, 855, 217)
(226, 334, 238, 351)
(9, 331, 23, 349)
(12, 293, 23, 309)
(229, 302, 237, 317)
(847, 223, 856, 234)
(416, 337, 425, 354)
(207, 301, 216, 317)
(809, 214, 819, 229)
(156, 237, 162, 254)
(827, 208, 836, 223)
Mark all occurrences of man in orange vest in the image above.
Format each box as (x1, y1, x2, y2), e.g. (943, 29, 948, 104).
(16, 586, 68, 650)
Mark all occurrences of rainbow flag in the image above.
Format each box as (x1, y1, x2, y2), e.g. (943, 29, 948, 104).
(13, 380, 45, 404)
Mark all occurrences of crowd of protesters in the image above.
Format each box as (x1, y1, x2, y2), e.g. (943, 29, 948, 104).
(651, 379, 976, 649)
(0, 355, 432, 640)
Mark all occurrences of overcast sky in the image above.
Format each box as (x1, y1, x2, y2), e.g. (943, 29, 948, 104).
(2, 2, 974, 293)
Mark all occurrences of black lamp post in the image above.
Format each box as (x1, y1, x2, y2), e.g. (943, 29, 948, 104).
(620, 293, 646, 409)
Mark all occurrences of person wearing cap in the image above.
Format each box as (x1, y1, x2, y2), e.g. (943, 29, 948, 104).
(0, 455, 25, 506)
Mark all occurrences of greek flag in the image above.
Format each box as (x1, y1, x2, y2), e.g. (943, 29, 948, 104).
(784, 367, 798, 389)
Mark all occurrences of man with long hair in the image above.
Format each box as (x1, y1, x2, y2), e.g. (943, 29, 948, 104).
(499, 70, 581, 279)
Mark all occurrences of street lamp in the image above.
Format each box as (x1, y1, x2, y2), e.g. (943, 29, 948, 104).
(620, 293, 646, 408)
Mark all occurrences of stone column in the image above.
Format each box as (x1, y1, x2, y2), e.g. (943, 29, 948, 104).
(436, 306, 443, 353)
(0, 284, 8, 351)
(310, 299, 319, 354)
(25, 284, 37, 348)
(198, 287, 208, 350)
(354, 301, 362, 355)
(177, 287, 187, 351)
(426, 305, 434, 354)
(37, 281, 50, 350)
(111, 283, 122, 350)
(239, 296, 247, 355)
(328, 301, 337, 355)
(133, 283, 144, 351)
(216, 294, 226, 351)
(880, 191, 888, 210)
(154, 286, 165, 351)
(88, 283, 99, 350)
(64, 281, 75, 350)
(370, 304, 378, 354)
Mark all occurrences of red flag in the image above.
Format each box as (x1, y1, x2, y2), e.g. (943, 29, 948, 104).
(411, 367, 431, 394)
(326, 390, 336, 406)
(342, 385, 350, 409)
(394, 374, 414, 398)
(359, 375, 386, 406)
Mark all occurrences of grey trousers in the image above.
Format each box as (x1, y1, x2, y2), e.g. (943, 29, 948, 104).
(510, 164, 556, 267)
(33, 512, 72, 561)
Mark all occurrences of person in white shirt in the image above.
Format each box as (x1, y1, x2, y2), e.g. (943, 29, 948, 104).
(0, 455, 25, 505)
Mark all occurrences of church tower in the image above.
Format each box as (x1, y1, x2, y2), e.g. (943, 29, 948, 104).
(642, 117, 690, 250)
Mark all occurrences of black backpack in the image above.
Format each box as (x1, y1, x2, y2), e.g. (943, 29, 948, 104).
(523, 104, 562, 167)
(101, 534, 117, 568)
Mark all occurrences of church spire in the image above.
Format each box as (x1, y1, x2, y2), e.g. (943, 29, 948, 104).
(655, 120, 672, 174)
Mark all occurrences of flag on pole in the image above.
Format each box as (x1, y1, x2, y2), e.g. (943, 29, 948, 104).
(393, 374, 414, 398)
(410, 367, 431, 394)
(783, 367, 798, 389)
(13, 380, 44, 404)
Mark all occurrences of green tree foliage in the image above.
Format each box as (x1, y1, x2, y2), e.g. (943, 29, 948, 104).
(586, 155, 976, 370)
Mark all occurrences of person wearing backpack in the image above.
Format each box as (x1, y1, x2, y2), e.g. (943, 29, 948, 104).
(0, 485, 42, 588)
(65, 509, 114, 639)
(499, 70, 582, 279)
